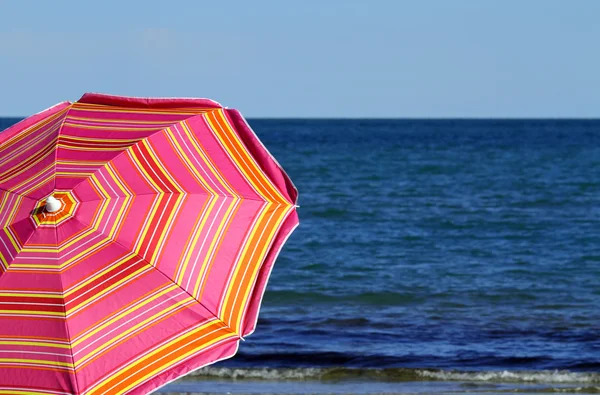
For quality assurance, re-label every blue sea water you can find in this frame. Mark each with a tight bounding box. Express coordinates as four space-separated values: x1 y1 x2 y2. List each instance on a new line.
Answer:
234 119 600 369
2 118 599 394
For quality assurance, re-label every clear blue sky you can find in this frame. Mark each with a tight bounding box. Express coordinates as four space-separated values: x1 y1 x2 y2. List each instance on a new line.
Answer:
0 0 599 118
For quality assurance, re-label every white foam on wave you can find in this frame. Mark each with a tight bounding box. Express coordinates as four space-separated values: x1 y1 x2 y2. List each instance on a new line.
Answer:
188 367 323 380
186 366 600 384
417 369 600 383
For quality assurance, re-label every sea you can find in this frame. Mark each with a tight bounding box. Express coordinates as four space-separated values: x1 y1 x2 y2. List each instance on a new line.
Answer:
1 118 599 394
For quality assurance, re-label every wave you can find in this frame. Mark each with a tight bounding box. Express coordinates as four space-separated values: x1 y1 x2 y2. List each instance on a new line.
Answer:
185 366 600 384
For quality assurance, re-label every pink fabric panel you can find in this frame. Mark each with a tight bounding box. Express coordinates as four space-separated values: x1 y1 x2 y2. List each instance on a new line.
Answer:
21 225 56 247
68 178 103 202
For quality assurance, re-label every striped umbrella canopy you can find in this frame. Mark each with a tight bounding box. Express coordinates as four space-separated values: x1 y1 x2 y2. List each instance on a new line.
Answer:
0 93 299 395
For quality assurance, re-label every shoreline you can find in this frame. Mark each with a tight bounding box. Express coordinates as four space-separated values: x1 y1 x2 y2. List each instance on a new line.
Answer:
155 367 600 395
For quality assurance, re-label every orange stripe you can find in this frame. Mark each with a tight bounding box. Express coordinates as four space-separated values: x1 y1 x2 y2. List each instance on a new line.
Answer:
88 321 233 394
217 109 288 204
205 110 282 204
0 364 72 373
223 206 288 330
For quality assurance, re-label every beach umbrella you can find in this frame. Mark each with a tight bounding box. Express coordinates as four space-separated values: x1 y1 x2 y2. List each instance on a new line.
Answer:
0 93 298 395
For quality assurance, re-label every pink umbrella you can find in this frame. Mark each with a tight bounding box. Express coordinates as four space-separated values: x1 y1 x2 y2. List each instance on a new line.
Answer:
0 93 298 394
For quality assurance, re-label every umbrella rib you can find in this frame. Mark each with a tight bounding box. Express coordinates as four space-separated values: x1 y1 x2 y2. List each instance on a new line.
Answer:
144 256 241 336
0 216 48 273
0 186 36 201
117 238 240 337
52 104 74 193
76 192 269 206
72 224 241 338
54 223 81 395
0 191 38 229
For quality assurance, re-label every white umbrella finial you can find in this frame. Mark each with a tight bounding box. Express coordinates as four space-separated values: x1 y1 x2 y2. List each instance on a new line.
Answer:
46 195 61 213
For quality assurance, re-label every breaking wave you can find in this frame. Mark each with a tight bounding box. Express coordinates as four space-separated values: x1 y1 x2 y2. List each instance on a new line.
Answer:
186 366 600 384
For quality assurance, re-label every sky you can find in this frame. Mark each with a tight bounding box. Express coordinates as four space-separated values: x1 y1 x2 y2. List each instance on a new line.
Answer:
0 0 599 118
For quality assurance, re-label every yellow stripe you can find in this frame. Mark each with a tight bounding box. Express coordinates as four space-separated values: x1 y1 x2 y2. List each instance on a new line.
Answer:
57 160 105 165
0 358 72 368
0 340 70 349
128 148 162 193
0 293 62 299
0 253 8 270
59 133 143 142
217 109 287 203
0 310 64 317
5 227 23 254
57 145 129 152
